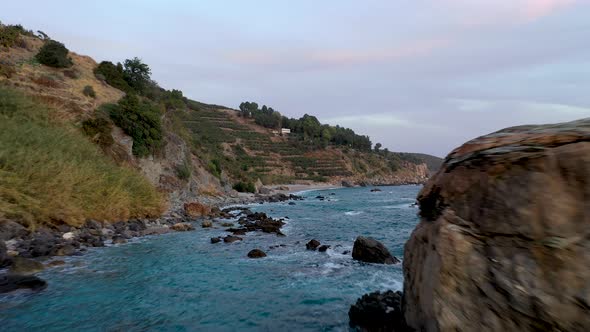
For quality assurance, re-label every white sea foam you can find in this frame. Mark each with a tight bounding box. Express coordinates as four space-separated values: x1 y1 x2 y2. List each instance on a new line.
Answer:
345 211 363 216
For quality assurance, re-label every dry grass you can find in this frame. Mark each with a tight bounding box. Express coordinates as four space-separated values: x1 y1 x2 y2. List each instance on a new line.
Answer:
0 87 165 228
0 35 124 121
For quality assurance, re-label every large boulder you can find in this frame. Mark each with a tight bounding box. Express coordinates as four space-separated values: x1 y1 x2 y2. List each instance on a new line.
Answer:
403 118 590 331
184 202 211 217
352 236 399 264
247 249 267 258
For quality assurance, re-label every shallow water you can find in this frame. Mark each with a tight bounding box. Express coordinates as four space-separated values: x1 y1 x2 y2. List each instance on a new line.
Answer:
0 185 421 331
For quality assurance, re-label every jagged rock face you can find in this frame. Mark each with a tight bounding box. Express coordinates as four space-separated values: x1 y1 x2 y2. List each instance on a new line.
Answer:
403 118 590 331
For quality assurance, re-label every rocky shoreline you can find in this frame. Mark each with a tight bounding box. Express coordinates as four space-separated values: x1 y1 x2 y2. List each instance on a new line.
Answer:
0 192 303 293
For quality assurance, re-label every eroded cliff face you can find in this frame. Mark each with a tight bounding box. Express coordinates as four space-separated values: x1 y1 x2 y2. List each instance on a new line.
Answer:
403 118 590 331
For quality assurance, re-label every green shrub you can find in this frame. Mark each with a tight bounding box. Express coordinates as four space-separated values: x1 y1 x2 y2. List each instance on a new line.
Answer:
94 61 131 92
81 117 113 148
233 181 256 193
107 94 163 157
83 85 96 98
0 25 21 48
36 40 73 68
175 159 192 180
208 159 222 178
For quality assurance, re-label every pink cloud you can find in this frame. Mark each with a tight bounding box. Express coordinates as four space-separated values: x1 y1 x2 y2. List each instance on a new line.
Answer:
227 39 450 69
522 0 576 21
445 0 581 25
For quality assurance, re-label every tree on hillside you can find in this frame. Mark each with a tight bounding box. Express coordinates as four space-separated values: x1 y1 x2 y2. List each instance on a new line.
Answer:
374 143 382 152
239 101 258 118
123 57 151 94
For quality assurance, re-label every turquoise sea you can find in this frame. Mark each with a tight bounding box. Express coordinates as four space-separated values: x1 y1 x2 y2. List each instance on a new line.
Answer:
0 185 421 331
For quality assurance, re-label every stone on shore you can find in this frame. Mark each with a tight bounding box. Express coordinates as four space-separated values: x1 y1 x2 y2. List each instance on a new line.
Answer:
352 236 399 264
171 223 195 231
184 202 211 217
247 249 267 258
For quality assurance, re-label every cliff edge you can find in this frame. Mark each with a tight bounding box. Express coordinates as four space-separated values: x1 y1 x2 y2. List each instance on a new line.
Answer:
404 118 590 331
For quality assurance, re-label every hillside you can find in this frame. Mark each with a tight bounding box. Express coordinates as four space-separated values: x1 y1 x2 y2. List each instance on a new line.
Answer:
0 23 441 226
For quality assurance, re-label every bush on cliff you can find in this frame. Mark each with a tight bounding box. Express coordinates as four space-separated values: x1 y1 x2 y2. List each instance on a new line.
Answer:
0 87 164 228
233 181 256 193
94 61 132 93
36 40 73 68
106 94 164 157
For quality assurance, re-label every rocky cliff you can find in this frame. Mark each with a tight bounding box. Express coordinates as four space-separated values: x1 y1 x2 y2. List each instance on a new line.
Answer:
404 118 590 331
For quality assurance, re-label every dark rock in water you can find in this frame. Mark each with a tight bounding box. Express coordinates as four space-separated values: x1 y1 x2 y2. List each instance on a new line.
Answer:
318 245 330 252
370 188 382 192
330 193 336 196
306 239 321 251
9 257 45 275
352 236 399 264
0 241 11 268
288 202 296 205
210 237 221 244
0 274 47 293
112 236 127 244
223 235 243 243
227 228 248 236
247 249 267 258
315 195 325 200
349 290 408 332
342 250 350 255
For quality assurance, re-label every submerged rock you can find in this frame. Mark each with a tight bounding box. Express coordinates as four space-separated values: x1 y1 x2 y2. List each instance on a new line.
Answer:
0 274 47 293
9 257 45 275
370 188 382 192
247 249 267 258
404 118 590 331
318 245 330 252
306 239 321 251
223 235 243 243
210 237 221 244
349 290 407 332
352 236 399 264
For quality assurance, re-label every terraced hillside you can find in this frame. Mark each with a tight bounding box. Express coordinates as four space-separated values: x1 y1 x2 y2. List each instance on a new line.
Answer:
172 103 436 186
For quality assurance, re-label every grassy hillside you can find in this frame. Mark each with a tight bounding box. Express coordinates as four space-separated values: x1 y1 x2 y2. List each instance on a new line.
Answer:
0 87 164 228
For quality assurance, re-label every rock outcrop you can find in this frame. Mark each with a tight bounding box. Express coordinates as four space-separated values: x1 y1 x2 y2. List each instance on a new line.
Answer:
349 290 407 332
403 118 590 331
352 236 399 264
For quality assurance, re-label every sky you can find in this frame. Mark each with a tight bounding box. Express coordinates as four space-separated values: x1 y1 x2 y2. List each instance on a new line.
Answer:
3 0 590 157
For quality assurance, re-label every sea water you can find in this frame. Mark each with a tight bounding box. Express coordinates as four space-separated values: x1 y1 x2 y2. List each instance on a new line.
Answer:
0 185 421 331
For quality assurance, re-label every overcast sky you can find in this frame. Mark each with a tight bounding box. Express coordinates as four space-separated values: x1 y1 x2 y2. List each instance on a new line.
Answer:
4 0 590 156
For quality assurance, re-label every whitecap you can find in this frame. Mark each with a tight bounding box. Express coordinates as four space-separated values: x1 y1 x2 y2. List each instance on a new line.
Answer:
345 211 363 216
